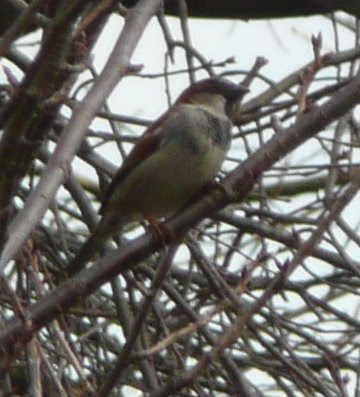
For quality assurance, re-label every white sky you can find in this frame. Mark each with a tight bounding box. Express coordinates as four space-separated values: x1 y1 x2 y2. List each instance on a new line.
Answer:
92 13 355 115
88 14 358 396
1 13 358 396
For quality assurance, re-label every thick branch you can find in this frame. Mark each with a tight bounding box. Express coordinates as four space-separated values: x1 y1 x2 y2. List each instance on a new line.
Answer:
0 0 163 271
124 0 360 19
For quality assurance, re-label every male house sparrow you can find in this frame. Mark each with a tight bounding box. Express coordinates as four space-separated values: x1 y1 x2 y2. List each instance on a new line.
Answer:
68 78 247 274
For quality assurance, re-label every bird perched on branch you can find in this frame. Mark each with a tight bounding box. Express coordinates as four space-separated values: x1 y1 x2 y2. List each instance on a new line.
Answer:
68 77 247 275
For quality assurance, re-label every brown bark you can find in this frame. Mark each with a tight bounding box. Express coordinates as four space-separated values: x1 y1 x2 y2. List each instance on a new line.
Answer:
124 0 360 19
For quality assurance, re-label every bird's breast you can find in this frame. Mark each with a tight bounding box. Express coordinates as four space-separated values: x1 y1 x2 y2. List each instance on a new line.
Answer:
104 103 232 222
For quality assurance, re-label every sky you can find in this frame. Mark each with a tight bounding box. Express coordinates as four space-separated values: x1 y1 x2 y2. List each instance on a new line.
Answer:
92 13 355 115
1 12 358 396
88 13 358 396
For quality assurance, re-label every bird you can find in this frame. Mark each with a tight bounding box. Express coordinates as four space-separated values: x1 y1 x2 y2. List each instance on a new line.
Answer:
67 77 248 275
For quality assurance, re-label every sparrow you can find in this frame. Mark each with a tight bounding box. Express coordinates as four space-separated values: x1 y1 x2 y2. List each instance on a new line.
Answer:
67 77 247 275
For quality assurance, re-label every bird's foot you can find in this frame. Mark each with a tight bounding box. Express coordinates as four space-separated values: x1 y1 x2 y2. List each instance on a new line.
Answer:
145 217 175 247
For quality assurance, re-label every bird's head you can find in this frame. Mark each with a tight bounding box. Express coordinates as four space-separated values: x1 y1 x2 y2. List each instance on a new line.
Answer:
176 77 248 119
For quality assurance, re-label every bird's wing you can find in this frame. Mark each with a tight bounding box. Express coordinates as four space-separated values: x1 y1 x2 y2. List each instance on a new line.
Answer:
99 110 171 214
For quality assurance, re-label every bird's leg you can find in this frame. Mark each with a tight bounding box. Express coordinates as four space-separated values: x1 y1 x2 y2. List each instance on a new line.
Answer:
202 178 224 193
142 216 174 246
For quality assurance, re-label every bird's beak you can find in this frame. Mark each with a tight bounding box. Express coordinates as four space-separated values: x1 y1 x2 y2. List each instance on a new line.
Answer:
225 84 248 121
227 84 249 102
